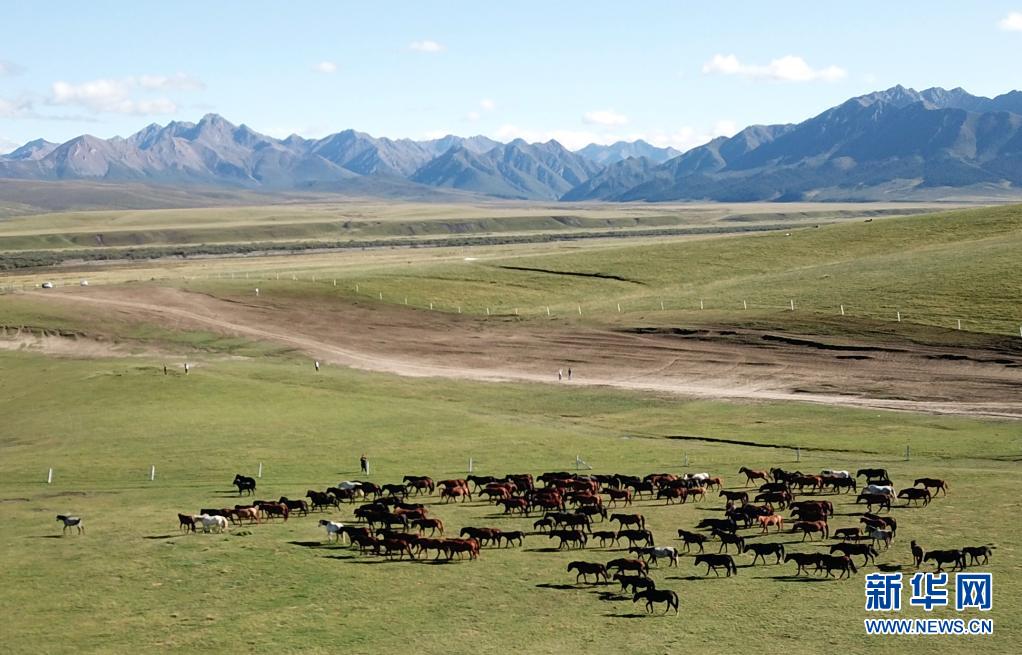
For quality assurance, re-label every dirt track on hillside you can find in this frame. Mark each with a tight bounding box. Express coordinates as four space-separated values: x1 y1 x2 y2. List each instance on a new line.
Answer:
24 287 1022 419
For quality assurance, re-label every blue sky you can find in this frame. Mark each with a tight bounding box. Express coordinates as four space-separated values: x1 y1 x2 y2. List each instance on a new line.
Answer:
2 2 1021 153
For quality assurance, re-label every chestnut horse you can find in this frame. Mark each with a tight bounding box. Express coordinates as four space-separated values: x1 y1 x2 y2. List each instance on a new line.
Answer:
739 467 770 487
758 514 784 533
791 520 828 541
568 561 608 584
914 477 948 496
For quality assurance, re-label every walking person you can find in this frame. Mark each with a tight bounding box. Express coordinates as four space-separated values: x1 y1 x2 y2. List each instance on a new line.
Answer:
558 369 563 381
360 453 368 475
315 360 320 372
567 367 572 380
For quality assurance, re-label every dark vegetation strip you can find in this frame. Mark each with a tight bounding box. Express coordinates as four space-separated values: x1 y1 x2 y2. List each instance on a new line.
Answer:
0 222 805 271
494 265 645 284
660 433 882 454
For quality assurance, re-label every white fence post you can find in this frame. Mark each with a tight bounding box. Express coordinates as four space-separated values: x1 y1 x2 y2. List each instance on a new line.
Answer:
700 299 704 310
840 304 845 316
795 447 801 462
47 468 53 484
468 458 474 474
790 299 795 311
258 462 263 478
743 300 747 310
150 465 156 481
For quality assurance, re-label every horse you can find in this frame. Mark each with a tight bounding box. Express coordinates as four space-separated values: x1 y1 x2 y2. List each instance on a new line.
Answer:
379 537 415 560
618 529 654 547
568 561 608 584
869 528 893 550
440 485 471 503
605 488 633 507
856 493 892 513
754 491 791 508
676 529 707 553
712 529 745 553
862 484 894 497
897 488 931 507
56 515 84 535
833 527 860 541
533 517 554 533
696 517 737 533
278 497 309 516
744 542 785 565
233 474 256 496
614 573 655 594
924 549 966 572
694 554 737 577
821 469 850 479
629 546 679 567
857 468 889 481
178 513 197 533
610 513 645 531
657 486 688 504
591 530 619 547
963 545 994 566
411 517 445 536
258 502 290 521
785 552 824 576
757 514 784 533
404 477 435 496
498 531 525 548
827 477 857 494
382 483 408 498
461 527 501 547
720 490 749 505
860 514 897 537
791 520 828 541
549 529 587 550
817 554 857 579
606 558 649 576
306 490 339 511
830 542 878 565
704 476 724 491
914 477 948 496
633 589 679 615
234 507 260 525
198 514 227 534
349 532 380 554
319 520 346 543
738 467 770 486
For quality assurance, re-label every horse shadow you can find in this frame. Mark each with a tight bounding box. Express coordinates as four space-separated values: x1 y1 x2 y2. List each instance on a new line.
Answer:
288 540 330 549
525 547 561 553
322 554 356 561
771 576 832 583
605 612 648 619
143 534 176 540
595 591 628 602
667 575 718 581
877 563 904 572
535 583 576 591
31 535 66 539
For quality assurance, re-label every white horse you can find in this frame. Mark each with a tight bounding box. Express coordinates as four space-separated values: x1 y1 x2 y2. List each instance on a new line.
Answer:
649 546 680 567
56 515 84 535
863 484 894 497
685 473 710 481
821 469 851 479
319 520 346 544
335 481 362 491
199 514 228 534
870 528 893 550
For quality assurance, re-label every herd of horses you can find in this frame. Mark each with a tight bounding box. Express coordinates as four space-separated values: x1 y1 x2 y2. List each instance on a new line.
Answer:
163 465 989 616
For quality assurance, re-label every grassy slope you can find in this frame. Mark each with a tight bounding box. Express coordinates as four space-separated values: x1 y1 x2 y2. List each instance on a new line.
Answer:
0 351 1019 654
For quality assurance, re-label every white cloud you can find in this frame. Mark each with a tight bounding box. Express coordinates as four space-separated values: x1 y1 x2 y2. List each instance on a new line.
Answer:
0 136 18 154
0 60 24 76
0 95 36 119
583 109 629 126
999 12 1022 31
702 54 846 82
314 61 338 74
479 98 496 111
466 111 481 122
49 74 202 115
409 40 445 53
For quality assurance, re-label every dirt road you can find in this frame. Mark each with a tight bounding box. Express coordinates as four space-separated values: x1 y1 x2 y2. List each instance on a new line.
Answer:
24 287 1022 419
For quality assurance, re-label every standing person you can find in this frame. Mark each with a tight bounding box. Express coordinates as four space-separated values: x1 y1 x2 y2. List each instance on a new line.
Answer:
184 362 190 375
567 367 572 380
360 453 368 475
558 369 563 381
315 360 320 372
163 364 168 376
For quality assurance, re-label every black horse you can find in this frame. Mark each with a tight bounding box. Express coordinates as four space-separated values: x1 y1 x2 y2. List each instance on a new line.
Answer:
633 588 679 615
233 474 256 496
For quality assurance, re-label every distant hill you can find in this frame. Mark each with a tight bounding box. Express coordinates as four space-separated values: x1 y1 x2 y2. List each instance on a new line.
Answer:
3 86 1022 202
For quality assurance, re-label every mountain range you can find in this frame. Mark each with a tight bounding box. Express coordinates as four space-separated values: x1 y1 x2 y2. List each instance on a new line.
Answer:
3 85 1021 202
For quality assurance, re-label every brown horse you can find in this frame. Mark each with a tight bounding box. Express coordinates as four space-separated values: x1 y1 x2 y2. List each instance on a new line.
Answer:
633 588 680 615
785 552 824 576
833 527 860 541
444 538 480 560
411 517 445 536
898 487 931 506
605 488 633 507
914 478 949 496
549 529 587 549
792 520 828 541
610 513 645 531
235 507 260 525
704 476 724 491
178 513 197 532
606 558 649 576
440 485 471 503
676 529 707 553
758 514 784 533
720 490 749 505
739 467 770 487
694 554 737 577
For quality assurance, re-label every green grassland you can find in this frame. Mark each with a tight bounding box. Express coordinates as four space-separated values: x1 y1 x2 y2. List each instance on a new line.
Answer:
0 350 1019 654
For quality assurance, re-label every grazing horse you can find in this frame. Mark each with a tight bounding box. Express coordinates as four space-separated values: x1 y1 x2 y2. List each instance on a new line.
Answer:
549 530 587 550
591 530 619 547
830 542 878 565
792 520 828 541
614 573 655 594
633 588 679 615
676 529 707 553
911 540 924 567
963 545 994 566
56 515 84 535
178 513 197 533
606 558 649 576
785 552 825 576
533 517 554 533
610 513 645 531
694 554 737 577
818 554 858 579
720 490 749 505
233 474 256 496
924 549 966 572
319 520 346 543
758 514 784 533
198 514 228 533
738 467 770 487
744 542 785 565
914 478 948 496
568 561 608 584
897 487 931 507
